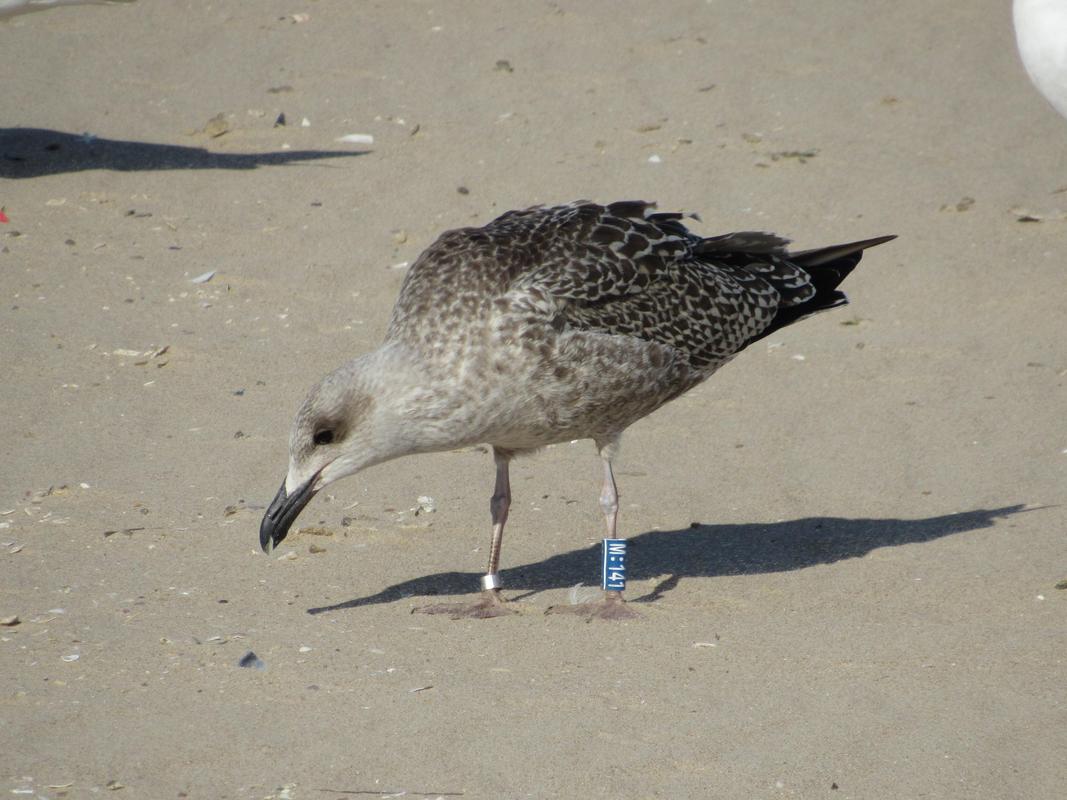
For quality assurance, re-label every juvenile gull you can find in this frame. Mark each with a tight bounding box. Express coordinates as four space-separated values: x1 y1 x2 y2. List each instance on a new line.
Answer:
260 201 893 620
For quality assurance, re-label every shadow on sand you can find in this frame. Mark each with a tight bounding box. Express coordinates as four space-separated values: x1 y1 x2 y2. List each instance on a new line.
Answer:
0 127 366 179
308 504 1028 615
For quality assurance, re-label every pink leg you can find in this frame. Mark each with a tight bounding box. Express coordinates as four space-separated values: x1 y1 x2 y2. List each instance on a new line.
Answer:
485 452 511 578
414 450 517 619
599 456 619 538
547 452 639 620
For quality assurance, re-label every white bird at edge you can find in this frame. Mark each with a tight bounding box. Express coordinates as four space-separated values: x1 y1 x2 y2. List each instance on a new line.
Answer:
259 201 894 620
1014 0 1067 119
0 0 134 20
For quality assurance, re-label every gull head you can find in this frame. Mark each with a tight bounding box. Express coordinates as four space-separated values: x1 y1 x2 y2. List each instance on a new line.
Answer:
259 350 407 554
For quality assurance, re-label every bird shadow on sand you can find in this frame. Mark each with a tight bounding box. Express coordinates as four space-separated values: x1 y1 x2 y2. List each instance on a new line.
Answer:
308 504 1029 615
0 127 367 179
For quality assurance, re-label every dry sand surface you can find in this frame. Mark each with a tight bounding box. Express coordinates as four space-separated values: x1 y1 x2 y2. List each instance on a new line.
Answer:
2 1 1065 798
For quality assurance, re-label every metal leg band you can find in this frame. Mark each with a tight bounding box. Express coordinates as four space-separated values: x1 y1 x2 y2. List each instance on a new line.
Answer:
481 573 501 591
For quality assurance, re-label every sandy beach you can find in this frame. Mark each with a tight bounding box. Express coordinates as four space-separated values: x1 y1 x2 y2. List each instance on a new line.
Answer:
2 1 1065 797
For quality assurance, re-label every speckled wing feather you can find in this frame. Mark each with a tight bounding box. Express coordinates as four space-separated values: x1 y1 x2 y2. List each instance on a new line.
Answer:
388 201 889 371
530 203 816 368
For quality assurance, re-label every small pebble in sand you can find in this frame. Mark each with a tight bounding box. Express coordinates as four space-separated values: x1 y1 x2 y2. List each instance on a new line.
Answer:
238 651 265 669
336 133 374 145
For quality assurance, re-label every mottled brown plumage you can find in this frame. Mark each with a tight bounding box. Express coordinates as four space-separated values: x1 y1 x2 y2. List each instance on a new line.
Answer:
260 200 894 619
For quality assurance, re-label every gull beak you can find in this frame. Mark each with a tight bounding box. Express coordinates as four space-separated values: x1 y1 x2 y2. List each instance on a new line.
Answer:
259 477 317 554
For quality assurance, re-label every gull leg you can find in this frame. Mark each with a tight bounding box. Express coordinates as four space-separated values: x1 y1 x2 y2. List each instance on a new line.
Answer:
414 449 517 619
599 454 619 538
484 450 511 585
548 450 640 620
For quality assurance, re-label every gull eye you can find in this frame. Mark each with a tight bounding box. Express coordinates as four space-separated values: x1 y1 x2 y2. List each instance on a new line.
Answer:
312 429 335 446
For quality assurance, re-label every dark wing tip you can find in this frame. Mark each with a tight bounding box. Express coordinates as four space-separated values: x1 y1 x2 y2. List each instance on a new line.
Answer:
789 234 897 267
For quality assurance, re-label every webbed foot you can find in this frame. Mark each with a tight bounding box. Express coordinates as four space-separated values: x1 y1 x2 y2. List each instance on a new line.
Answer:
413 589 518 619
546 590 640 621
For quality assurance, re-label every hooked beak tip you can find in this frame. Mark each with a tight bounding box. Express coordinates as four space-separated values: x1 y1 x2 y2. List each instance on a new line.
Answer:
259 477 317 554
